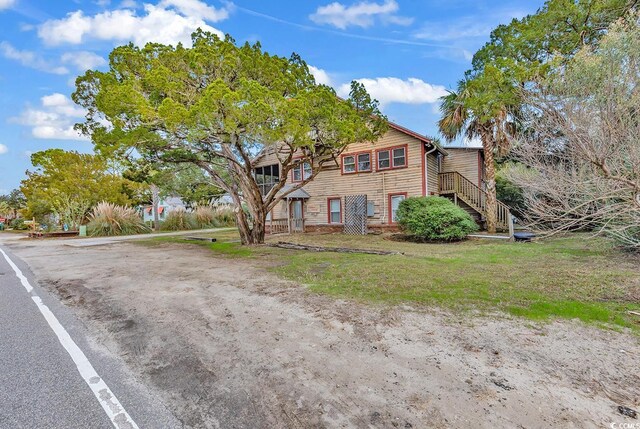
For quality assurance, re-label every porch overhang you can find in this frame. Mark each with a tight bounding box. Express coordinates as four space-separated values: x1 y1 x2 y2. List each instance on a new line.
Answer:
280 185 310 199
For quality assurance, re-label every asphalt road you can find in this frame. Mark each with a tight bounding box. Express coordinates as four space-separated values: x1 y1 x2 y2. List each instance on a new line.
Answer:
0 244 183 429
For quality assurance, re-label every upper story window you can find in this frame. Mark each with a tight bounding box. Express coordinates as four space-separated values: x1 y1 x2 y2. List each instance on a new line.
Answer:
341 152 371 174
292 160 312 182
376 145 407 171
255 164 280 196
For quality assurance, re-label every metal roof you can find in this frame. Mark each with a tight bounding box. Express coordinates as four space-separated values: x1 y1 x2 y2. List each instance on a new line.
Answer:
279 184 310 199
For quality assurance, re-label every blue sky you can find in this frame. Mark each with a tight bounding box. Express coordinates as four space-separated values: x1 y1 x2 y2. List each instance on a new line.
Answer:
0 0 541 193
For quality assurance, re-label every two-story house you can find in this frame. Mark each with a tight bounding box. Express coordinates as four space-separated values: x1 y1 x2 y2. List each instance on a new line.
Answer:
255 121 510 234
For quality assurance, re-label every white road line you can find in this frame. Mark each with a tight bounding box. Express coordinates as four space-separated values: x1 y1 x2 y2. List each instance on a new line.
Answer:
0 247 140 429
0 248 33 293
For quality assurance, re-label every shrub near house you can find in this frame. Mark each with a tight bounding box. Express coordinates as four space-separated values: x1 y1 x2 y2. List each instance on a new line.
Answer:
396 196 478 241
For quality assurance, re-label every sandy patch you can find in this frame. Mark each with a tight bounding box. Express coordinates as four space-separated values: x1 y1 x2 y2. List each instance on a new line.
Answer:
6 239 640 428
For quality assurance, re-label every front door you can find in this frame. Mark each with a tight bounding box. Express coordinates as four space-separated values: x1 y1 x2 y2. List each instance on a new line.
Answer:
289 199 304 232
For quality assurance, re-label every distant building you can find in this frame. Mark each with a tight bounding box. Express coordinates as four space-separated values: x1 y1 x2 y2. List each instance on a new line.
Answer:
141 196 187 223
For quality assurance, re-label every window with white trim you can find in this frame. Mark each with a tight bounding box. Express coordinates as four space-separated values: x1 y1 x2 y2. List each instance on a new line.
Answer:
342 155 356 173
377 146 407 170
392 147 406 167
328 198 341 224
377 150 390 170
357 153 371 172
292 161 312 182
390 194 406 223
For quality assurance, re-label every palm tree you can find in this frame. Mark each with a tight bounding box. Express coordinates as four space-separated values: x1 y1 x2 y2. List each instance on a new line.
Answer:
438 78 513 233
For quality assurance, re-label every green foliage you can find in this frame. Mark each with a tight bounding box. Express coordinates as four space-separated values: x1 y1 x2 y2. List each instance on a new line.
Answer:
20 149 141 223
163 167 224 206
52 196 92 230
160 209 198 231
396 197 478 241
87 202 149 236
472 0 636 75
72 31 386 244
0 189 26 219
496 167 526 217
10 218 27 230
0 201 10 217
467 0 637 112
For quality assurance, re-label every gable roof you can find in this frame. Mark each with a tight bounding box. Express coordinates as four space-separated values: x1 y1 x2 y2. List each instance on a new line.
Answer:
252 120 448 163
387 121 448 155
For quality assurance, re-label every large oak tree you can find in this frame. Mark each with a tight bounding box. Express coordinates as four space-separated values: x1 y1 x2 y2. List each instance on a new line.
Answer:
73 31 386 245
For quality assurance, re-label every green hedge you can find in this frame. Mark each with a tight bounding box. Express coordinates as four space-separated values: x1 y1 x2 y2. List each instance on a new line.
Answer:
396 196 478 241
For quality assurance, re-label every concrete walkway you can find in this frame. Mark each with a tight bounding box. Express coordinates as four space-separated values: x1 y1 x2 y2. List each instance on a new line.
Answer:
0 228 235 248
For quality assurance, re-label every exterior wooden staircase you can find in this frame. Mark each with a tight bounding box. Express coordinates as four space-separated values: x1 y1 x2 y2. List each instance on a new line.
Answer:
438 171 512 232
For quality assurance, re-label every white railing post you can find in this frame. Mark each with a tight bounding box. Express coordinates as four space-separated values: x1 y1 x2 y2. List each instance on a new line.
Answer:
508 212 514 240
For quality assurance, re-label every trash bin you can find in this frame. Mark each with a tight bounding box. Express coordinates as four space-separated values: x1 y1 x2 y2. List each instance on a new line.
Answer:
79 225 87 237
0 222 4 231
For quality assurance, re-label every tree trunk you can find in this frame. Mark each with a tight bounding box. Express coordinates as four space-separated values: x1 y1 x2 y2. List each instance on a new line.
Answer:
234 207 266 245
151 184 160 232
481 130 498 234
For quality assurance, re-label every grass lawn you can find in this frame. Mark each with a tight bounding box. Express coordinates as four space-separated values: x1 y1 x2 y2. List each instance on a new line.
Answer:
144 231 640 331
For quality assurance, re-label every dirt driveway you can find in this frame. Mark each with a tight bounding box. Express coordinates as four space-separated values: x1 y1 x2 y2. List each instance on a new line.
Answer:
4 236 639 428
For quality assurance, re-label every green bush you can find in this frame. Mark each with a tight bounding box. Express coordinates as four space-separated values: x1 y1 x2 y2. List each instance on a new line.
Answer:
10 218 27 230
160 209 198 231
396 196 478 241
87 202 149 236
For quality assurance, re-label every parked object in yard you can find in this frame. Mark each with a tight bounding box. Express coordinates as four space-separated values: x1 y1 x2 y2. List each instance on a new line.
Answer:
184 237 217 242
618 405 637 419
513 232 536 242
269 241 403 255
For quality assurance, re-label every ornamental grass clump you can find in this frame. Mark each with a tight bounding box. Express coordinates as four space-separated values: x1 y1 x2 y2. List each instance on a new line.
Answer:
191 205 236 228
396 196 478 241
193 205 215 227
160 208 198 231
87 202 149 236
210 205 236 227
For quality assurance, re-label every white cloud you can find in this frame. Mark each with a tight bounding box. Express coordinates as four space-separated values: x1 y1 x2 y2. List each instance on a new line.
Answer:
0 144 8 155
338 77 447 106
414 10 529 43
308 65 332 86
61 51 107 71
120 0 138 8
310 0 412 30
415 20 493 42
158 0 230 21
0 42 69 75
11 93 89 141
0 0 15 10
38 1 229 47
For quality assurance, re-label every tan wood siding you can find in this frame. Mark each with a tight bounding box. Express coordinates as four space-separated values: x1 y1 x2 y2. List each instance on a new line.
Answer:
258 129 436 226
426 153 438 195
441 149 482 187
